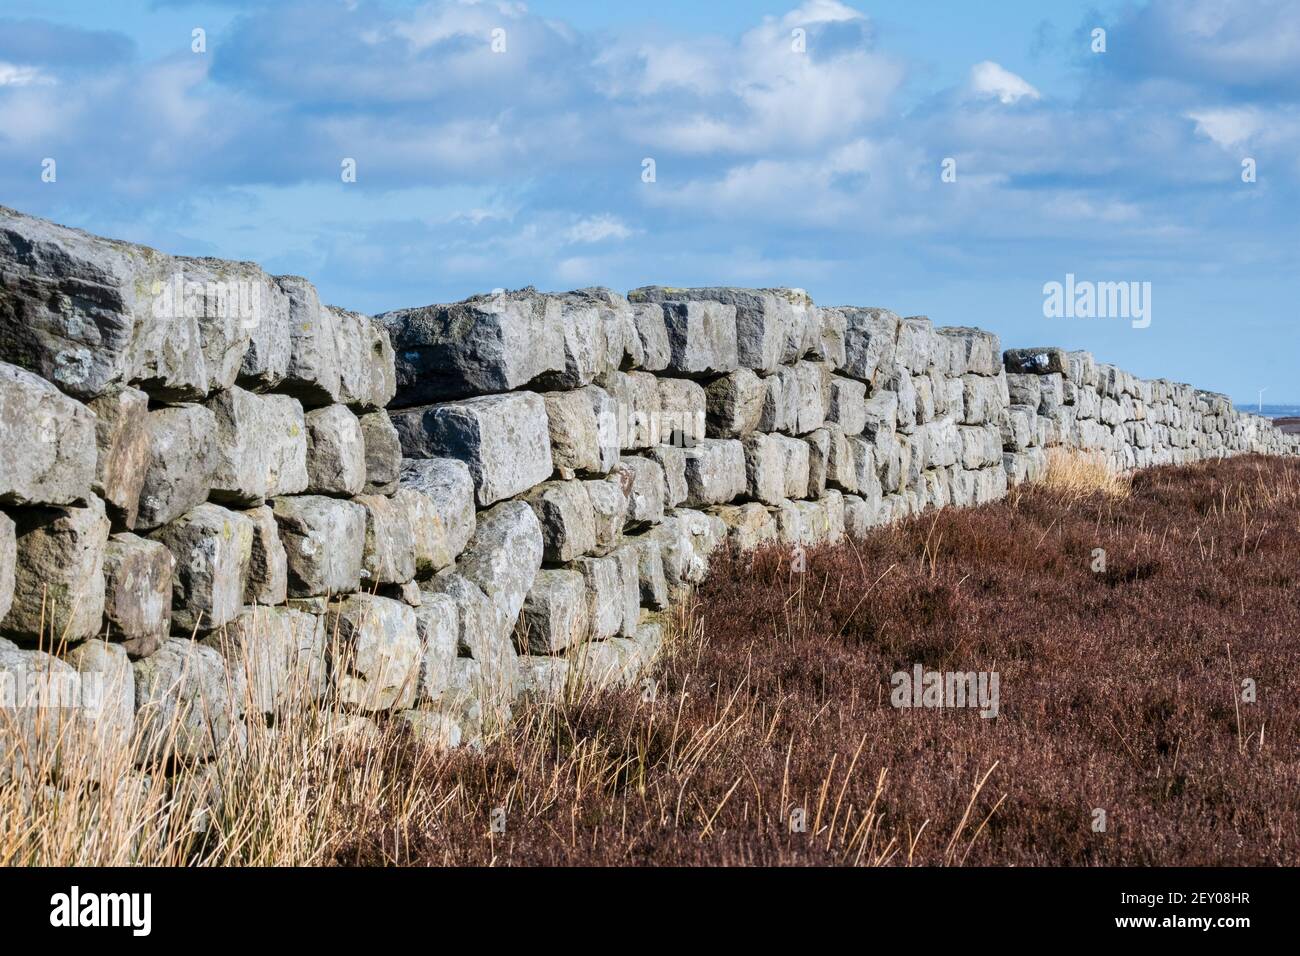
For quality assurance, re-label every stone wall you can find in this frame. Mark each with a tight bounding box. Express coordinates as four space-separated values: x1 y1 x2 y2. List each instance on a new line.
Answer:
1 205 1296 769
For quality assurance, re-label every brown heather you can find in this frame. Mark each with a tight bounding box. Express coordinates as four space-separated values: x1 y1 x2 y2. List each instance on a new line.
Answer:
5 455 1298 865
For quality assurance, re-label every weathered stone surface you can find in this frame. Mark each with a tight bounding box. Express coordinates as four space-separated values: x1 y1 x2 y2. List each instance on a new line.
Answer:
584 478 628 554
356 493 417 586
773 432 812 499
395 708 462 750
533 294 608 389
566 639 633 692
136 403 216 531
758 365 799 434
304 404 366 496
792 360 829 434
237 274 293 393
165 256 276 394
275 275 341 407
0 206 170 400
85 386 149 525
645 445 689 509
543 386 616 477
743 431 786 506
656 301 739 377
683 438 746 507
608 542 643 637
333 307 394 410
524 481 595 563
424 573 519 721
705 368 766 438
803 428 831 498
895 316 937 373
455 500 544 628
518 656 570 703
203 605 326 714
604 370 661 450
272 495 367 597
65 639 135 766
378 289 564 405
1 646 82 782
391 391 553 506
826 376 867 435
358 410 401 495
397 458 476 576
134 637 242 764
0 512 13 625
0 362 98 507
243 505 288 606
840 307 900 385
413 590 457 703
5 497 109 643
209 386 307 505
1004 347 1069 376
517 569 589 653
630 302 671 371
101 532 173 656
573 555 623 641
613 455 665 527
327 593 421 712
658 376 707 447
939 327 1001 377
712 501 779 551
627 533 669 609
149 503 254 634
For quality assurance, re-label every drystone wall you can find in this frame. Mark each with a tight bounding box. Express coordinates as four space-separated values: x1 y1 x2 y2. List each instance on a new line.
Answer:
1 205 1296 776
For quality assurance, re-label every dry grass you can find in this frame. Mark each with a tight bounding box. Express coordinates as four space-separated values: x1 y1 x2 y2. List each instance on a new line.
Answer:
1041 448 1131 501
3 454 1298 866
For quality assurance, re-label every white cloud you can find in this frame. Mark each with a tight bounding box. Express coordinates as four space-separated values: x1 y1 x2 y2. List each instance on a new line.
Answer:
968 61 1040 104
1187 108 1263 147
0 62 55 87
564 215 633 244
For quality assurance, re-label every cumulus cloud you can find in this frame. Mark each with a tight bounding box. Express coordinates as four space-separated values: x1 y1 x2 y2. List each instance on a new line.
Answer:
967 61 1041 104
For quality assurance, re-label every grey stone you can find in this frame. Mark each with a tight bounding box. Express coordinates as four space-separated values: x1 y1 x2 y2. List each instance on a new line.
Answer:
712 501 779 551
0 206 169 400
608 542 643 637
895 316 937 373
604 370 661 450
517 569 589 653
803 428 830 498
166 256 276 393
543 386 615 477
149 503 254 634
743 431 787 506
243 505 288 606
0 361 98 507
758 365 800 433
566 639 632 692
378 288 564 405
659 301 739 377
792 360 830 434
333 307 393 410
357 493 417 586
275 275 341 407
455 500 544 629
397 458 476 576
0 512 13 625
0 646 80 783
584 478 628 555
133 637 242 764
272 495 367 597
627 533 669 609
1004 347 1069 375
390 391 553 506
304 404 366 496
424 573 519 722
414 590 457 703
658 377 707 447
630 302 671 371
136 403 216 531
65 639 135 767
939 327 1001 377
358 411 401 495
101 532 173 657
209 386 307 505
534 294 607 389
5 497 109 643
826 376 867 435
237 273 293 392
85 386 150 526
705 368 766 438
327 593 421 712
203 605 326 714
628 287 808 373
840 307 900 385
524 480 597 563
573 555 623 641
518 656 570 703
683 438 746 507
645 445 689 509
613 455 666 527
394 708 462 750
772 433 811 499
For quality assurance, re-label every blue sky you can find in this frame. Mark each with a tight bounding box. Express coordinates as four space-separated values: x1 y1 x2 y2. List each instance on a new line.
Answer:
1 0 1297 402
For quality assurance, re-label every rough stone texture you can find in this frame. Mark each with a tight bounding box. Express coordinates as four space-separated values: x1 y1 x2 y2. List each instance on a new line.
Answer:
705 368 766 439
5 497 109 644
713 501 779 551
614 455 666 528
334 307 396 410
628 533 669 610
827 376 867 435
358 410 402 495
454 500 544 629
378 289 564 405
208 386 307 505
840 307 900 385
136 403 217 531
327 593 421 712
0 206 172 400
525 480 596 563
101 532 173 657
1 646 82 782
203 605 326 714
413 590 457 704
65 639 135 766
517 569 588 653
604 370 661 450
573 555 623 641
275 275 341 407
543 387 615 477
683 438 746 507
0 512 13 625
391 391 553 506
397 458 476 576
584 478 628 555
272 495 367 597
0 362 98 508
1004 347 1069 376
304 403 366 496
85 386 150 526
518 655 570 703
133 638 242 764
356 493 417 586
149 503 255 634
645 445 689 509
243 505 288 606
657 377 707 447
743 431 787 506
657 301 739 377
631 302 671 371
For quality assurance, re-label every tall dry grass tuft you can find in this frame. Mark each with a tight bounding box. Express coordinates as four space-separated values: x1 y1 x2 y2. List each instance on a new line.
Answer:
1039 448 1131 501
